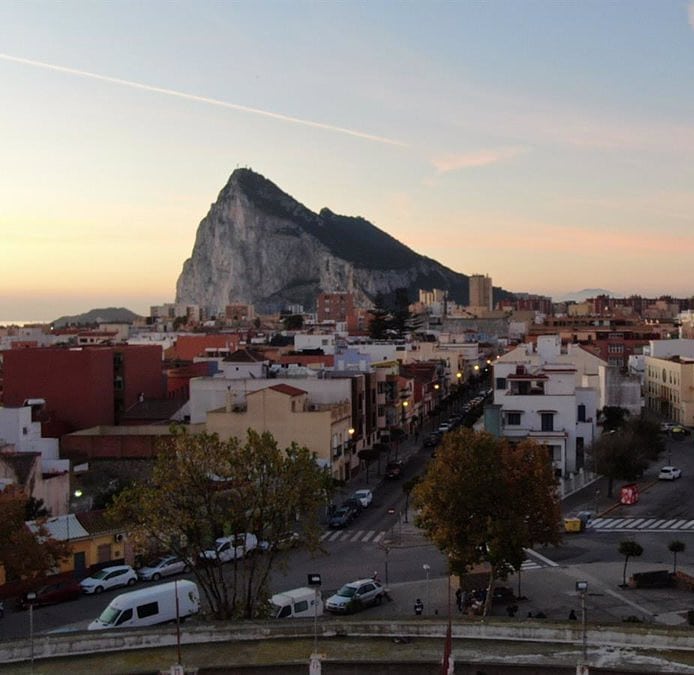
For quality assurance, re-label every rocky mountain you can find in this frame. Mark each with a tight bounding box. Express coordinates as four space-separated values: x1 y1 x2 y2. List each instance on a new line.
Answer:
52 307 141 328
176 169 510 313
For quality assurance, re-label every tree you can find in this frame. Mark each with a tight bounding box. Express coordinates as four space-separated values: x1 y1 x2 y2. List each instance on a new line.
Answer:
0 488 68 585
24 496 50 521
618 540 643 587
367 294 391 340
591 417 664 497
598 406 630 433
109 427 331 620
282 314 303 331
402 476 421 524
413 429 561 616
669 540 685 574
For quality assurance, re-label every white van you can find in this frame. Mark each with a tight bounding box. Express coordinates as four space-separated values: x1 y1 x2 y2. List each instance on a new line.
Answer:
200 532 258 564
270 587 323 619
88 580 199 630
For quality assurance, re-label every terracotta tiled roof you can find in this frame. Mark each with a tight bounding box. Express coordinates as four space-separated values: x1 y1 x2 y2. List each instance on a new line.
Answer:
266 384 307 397
76 509 118 534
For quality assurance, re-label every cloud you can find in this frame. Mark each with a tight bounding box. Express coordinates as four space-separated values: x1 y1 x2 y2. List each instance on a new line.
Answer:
431 146 526 173
689 1 694 31
0 52 407 148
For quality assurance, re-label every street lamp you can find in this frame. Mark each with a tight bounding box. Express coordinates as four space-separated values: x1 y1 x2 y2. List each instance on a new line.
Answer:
27 590 36 673
576 580 588 666
423 564 431 615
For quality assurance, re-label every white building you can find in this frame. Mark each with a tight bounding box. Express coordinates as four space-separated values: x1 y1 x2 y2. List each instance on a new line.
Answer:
485 336 600 477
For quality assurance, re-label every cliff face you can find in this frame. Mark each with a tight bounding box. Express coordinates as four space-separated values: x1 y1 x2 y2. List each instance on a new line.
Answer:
175 169 475 313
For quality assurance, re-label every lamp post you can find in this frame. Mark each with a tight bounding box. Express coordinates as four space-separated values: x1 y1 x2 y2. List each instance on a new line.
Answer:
27 590 36 674
576 580 588 667
423 564 431 615
308 573 322 674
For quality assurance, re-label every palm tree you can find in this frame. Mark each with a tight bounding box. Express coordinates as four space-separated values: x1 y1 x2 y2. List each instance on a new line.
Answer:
669 540 685 574
618 540 644 587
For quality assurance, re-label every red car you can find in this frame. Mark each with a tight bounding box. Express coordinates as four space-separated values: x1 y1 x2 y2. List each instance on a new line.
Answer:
17 579 82 609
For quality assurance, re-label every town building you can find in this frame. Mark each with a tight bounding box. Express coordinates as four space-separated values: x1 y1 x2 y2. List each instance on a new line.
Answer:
644 339 694 425
485 336 600 477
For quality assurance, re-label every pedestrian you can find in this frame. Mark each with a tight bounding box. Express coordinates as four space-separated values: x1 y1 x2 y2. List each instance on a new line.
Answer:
414 598 424 616
568 609 577 621
455 587 463 611
372 570 381 583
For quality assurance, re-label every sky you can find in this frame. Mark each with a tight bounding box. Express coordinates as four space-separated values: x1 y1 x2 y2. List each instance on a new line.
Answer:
1 1 694 321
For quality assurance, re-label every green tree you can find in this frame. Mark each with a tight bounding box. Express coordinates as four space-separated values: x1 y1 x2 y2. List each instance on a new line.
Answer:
618 540 643 587
0 488 68 585
413 429 561 616
24 496 50 521
591 417 664 497
282 314 304 331
109 427 331 619
367 294 391 340
598 406 630 433
402 476 421 524
669 540 685 574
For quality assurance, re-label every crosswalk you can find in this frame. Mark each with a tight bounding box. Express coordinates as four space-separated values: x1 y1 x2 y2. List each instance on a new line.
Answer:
320 529 388 544
589 517 694 533
319 529 551 571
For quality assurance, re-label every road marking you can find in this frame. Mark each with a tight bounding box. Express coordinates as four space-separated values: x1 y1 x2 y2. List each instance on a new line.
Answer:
521 560 541 571
362 530 376 542
373 531 385 543
320 531 331 541
672 520 689 529
662 519 678 529
350 530 365 542
601 518 625 529
327 530 343 541
524 548 558 568
638 519 657 529
628 519 645 528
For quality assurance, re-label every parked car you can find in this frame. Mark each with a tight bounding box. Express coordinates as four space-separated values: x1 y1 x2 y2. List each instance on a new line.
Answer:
329 506 354 529
259 530 302 552
658 466 682 480
341 497 363 517
671 426 691 437
385 461 403 479
424 432 441 447
199 533 258 564
325 578 385 613
352 489 373 508
137 555 189 582
80 565 138 595
17 579 82 609
437 422 452 433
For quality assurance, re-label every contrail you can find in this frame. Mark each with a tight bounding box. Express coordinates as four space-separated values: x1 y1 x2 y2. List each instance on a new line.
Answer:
0 52 408 148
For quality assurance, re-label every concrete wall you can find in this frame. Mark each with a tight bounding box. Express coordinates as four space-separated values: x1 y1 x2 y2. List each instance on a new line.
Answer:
4 619 694 666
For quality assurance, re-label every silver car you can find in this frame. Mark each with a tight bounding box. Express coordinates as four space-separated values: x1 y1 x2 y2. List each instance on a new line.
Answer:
325 578 385 613
137 555 189 581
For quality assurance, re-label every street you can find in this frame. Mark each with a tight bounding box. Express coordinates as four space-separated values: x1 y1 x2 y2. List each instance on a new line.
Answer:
3 418 693 641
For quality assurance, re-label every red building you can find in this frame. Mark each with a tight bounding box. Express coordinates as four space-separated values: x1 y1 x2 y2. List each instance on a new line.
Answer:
3 345 164 434
317 292 354 323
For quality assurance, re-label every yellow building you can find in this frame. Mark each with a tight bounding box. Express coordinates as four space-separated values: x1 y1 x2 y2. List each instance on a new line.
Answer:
645 356 694 425
206 383 354 481
27 511 129 576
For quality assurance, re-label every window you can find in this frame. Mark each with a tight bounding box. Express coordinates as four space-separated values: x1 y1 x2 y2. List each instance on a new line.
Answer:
294 600 309 613
115 608 133 626
277 605 291 618
541 413 554 432
506 412 521 425
577 404 586 422
137 601 159 619
495 377 506 390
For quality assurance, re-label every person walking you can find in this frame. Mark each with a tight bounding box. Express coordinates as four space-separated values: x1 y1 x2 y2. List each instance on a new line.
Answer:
414 598 424 616
455 587 463 611
568 609 578 621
